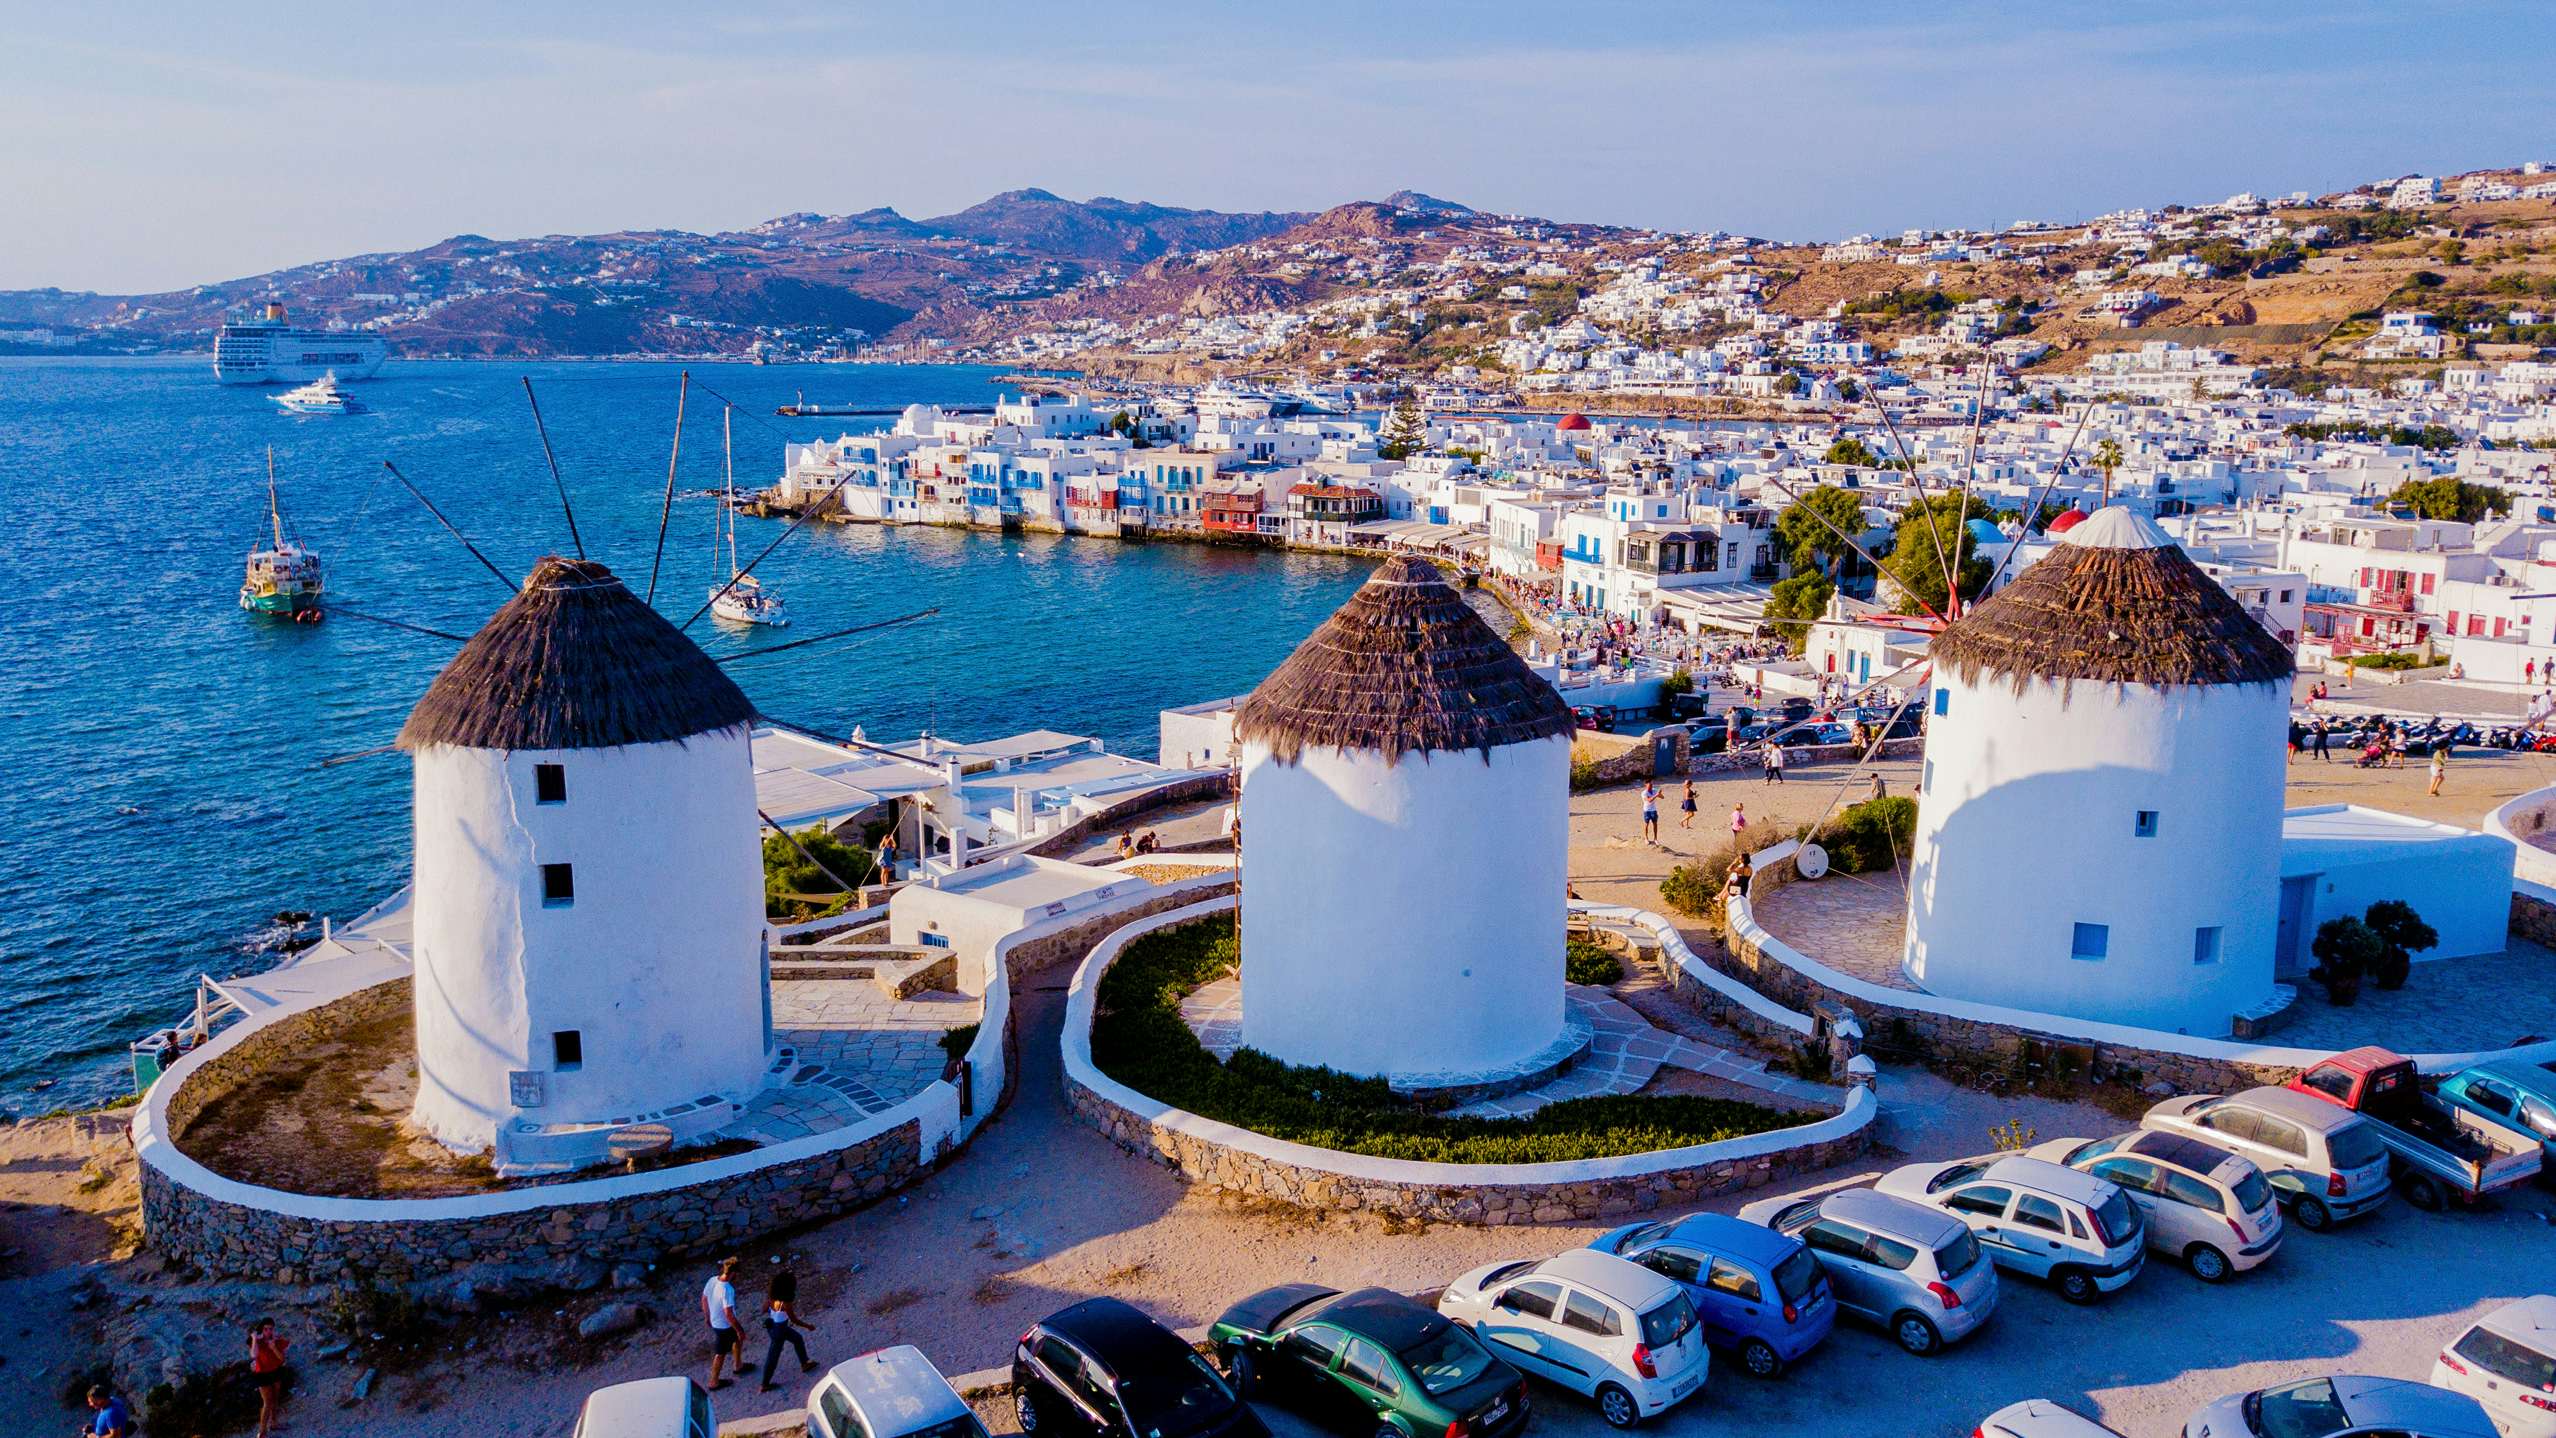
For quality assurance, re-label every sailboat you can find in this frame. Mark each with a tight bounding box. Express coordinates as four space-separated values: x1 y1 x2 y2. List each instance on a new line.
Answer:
708 405 788 627
240 449 326 622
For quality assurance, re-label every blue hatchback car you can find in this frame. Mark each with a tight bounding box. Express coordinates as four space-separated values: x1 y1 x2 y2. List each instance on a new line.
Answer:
1590 1214 1836 1378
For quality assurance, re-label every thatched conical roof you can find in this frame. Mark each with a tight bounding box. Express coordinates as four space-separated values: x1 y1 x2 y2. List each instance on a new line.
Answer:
1235 556 1575 763
1930 507 2293 692
399 556 758 752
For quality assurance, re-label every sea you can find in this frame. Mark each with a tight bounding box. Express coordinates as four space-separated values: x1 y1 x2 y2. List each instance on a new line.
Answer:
0 357 1374 1115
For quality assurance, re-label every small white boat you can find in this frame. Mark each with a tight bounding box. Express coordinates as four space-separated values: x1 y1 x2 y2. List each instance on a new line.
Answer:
708 405 788 626
273 371 363 414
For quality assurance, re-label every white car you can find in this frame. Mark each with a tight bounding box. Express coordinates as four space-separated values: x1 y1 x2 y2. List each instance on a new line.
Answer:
1877 1155 2145 1304
1439 1247 1708 1428
2030 1130 2285 1282
808 1346 990 1438
574 1376 714 1438
1978 1398 2128 1437
2432 1295 2556 1438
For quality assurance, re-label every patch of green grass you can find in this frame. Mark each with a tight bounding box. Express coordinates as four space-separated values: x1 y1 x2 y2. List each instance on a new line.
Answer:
1092 923 1810 1164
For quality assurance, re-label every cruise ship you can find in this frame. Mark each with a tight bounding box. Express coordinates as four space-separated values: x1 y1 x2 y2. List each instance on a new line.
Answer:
213 303 388 385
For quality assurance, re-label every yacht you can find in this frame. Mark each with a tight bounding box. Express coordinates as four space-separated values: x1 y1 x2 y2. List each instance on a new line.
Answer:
708 406 788 627
240 450 325 622
215 303 387 384
273 372 363 414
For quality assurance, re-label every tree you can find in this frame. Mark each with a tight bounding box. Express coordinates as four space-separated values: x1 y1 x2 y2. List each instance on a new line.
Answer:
1774 371 1803 397
1762 573 1835 653
2091 437 2125 506
2391 477 2510 524
1377 400 1426 460
1776 484 1873 580
1880 493 1994 618
2309 916 2385 1006
1835 376 1862 402
1822 436 1881 468
2361 900 2438 991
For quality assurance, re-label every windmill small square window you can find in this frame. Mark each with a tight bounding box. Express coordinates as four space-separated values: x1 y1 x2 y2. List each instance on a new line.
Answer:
541 863 575 906
2071 922 2109 961
552 1030 583 1071
534 764 567 804
2134 810 2159 838
1933 688 1951 716
2194 926 2222 965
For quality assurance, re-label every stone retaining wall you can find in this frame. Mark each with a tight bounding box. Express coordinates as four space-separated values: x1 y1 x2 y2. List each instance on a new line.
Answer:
1571 727 1688 787
1027 774 1230 860
1061 900 1877 1225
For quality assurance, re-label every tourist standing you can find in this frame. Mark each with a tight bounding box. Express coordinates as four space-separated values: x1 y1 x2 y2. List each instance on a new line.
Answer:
1678 779 1698 830
2312 718 2332 762
2429 744 2448 797
1640 782 1661 842
81 1385 134 1438
757 1268 818 1392
1729 802 1748 846
1868 770 1888 803
703 1256 744 1391
249 1318 291 1438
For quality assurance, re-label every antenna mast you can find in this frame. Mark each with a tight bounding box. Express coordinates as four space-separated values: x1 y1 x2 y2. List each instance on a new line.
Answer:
266 447 286 550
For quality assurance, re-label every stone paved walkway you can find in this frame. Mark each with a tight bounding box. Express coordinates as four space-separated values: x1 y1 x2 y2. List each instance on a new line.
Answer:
1178 978 1839 1118
719 980 978 1145
1750 870 1918 991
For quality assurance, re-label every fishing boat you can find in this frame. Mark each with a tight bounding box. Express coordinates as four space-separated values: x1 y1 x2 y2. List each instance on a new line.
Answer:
273 371 363 414
708 406 788 627
240 450 325 622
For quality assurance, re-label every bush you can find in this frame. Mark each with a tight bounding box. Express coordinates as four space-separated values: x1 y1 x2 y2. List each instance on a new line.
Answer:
1566 937 1624 986
144 1364 263 1438
2362 900 2438 992
1660 668 1695 698
2309 916 2385 1006
2343 650 2443 670
1090 922 1809 1163
938 1022 981 1063
763 826 875 921
1659 863 1722 918
1569 750 1605 791
1814 796 1917 874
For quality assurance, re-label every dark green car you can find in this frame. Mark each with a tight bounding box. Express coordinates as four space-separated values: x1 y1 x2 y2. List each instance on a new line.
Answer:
1208 1286 1530 1438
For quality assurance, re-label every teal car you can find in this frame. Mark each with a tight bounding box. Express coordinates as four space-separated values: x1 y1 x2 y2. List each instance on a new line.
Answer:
2432 1062 2556 1172
1209 1285 1530 1438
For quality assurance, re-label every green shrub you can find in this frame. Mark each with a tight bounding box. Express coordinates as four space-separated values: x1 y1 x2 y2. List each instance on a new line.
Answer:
2342 650 2443 670
1659 863 1721 918
1091 923 1809 1163
938 1022 981 1063
2310 916 2384 1006
1814 796 1918 874
2362 900 2437 991
1565 938 1624 986
144 1363 262 1438
1569 750 1606 791
763 826 875 921
1660 668 1695 698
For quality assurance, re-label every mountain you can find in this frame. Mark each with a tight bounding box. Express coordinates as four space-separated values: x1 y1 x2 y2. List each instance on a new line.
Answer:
0 191 1315 359
1381 190 1473 216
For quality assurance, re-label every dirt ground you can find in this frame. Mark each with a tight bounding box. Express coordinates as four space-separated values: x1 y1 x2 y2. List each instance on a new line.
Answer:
5 730 2548 1438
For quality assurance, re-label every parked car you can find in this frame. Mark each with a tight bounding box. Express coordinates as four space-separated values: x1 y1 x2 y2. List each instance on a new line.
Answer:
1735 1187 1998 1355
2029 1130 2284 1281
2432 1063 2556 1175
2289 1048 2546 1207
2183 1375 2498 1438
1876 1155 2145 1304
1208 1285 1528 1438
2143 1086 2394 1231
1014 1297 1266 1438
808 1346 988 1438
2431 1295 2556 1438
573 1376 713 1438
1589 1212 1834 1378
1977 1399 2129 1437
1438 1249 1707 1428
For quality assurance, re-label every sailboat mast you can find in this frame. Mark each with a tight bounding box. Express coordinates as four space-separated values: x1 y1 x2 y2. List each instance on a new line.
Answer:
265 447 286 551
723 405 739 579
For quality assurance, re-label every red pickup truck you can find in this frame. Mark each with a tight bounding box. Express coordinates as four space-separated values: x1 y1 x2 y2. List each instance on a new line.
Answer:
2287 1047 2542 1209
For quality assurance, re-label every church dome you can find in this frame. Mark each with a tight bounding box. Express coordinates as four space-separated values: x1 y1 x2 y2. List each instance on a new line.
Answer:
1234 556 1576 763
399 556 758 752
1928 507 2294 692
1556 413 1593 432
2047 508 2090 533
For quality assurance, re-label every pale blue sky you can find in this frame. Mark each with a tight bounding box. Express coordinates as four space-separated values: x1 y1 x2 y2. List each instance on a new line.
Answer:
4 2 2549 293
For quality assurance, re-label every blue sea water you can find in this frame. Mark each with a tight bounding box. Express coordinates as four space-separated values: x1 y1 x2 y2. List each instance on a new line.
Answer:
0 358 1371 1113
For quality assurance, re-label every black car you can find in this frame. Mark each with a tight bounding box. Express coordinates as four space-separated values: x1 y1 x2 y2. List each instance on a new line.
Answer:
1015 1298 1268 1438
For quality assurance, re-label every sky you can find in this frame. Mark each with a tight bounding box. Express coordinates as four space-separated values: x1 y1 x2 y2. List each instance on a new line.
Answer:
4 1 2552 293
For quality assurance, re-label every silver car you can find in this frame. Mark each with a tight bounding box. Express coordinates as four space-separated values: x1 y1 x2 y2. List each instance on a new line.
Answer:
2144 1087 2392 1232
808 1346 990 1438
2184 1375 2498 1438
2031 1130 2285 1282
1737 1187 1998 1356
1980 1399 2129 1437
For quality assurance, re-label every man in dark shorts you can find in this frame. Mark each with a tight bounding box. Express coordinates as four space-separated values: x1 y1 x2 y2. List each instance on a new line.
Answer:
250 1318 292 1437
703 1255 745 1390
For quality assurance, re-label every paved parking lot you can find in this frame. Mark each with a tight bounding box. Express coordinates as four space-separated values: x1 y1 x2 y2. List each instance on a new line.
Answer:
1229 1183 2556 1438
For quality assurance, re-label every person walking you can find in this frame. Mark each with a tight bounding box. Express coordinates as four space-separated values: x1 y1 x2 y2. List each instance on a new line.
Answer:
1677 779 1698 830
81 1385 134 1438
2312 717 2332 762
2429 744 2448 797
1867 770 1888 803
1729 802 1748 847
703 1256 745 1391
249 1318 291 1438
1640 782 1661 842
1763 739 1786 785
757 1268 818 1392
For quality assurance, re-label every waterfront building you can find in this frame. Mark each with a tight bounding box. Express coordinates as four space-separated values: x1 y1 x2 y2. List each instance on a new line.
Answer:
1232 556 1579 1085
400 557 772 1170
